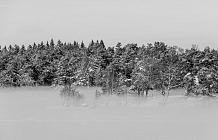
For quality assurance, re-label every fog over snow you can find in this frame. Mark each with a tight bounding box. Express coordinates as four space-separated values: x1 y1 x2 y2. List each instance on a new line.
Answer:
1 87 218 140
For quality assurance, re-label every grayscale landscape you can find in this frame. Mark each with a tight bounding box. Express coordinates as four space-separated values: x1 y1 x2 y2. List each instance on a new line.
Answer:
1 87 218 140
1 1 218 140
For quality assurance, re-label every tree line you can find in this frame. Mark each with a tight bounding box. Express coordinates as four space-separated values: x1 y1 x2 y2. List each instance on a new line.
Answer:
0 39 218 98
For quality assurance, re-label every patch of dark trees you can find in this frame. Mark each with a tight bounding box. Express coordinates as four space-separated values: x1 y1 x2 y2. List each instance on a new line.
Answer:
0 39 218 98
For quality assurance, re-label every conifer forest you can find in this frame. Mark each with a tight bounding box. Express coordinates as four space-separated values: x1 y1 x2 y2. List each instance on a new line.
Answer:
0 39 218 99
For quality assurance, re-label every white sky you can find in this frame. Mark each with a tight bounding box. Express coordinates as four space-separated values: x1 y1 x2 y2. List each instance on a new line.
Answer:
0 0 218 50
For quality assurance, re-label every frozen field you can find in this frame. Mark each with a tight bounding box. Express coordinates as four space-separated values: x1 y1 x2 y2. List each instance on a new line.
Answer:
1 87 218 140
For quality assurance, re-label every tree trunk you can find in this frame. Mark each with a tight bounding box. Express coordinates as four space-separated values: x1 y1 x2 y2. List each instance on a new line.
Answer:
165 87 170 102
111 69 114 95
124 85 128 102
141 88 145 98
162 87 166 96
106 69 109 95
88 75 90 88
145 89 149 98
137 89 141 97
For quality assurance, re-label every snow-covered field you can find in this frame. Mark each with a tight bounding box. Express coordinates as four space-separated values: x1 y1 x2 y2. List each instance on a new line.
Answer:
1 87 218 140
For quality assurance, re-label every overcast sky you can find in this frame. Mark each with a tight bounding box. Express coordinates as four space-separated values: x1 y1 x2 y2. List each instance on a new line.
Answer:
1 0 218 50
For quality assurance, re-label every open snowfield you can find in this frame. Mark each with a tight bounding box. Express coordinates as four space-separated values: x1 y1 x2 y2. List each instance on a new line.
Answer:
1 87 218 140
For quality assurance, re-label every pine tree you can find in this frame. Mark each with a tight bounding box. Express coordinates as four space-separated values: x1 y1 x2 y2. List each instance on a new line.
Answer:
80 41 85 49
50 38 55 47
100 40 105 49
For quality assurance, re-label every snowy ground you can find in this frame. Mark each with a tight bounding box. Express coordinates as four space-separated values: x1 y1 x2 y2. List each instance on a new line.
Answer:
1 87 218 140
